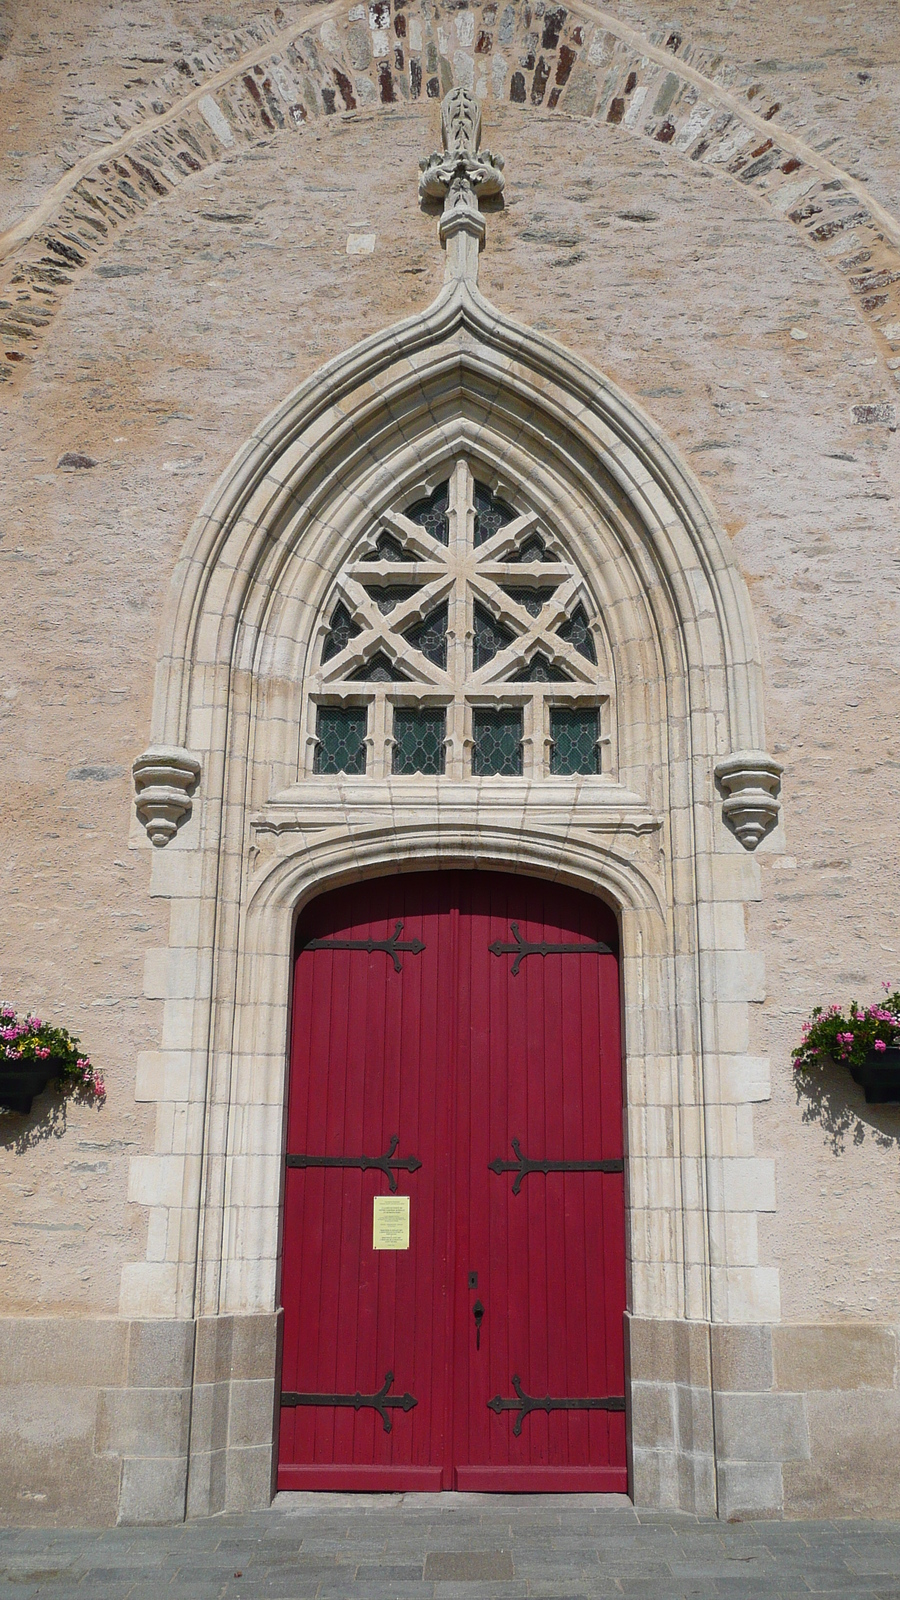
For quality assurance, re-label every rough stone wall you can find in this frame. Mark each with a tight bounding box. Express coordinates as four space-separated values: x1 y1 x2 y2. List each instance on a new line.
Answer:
1 0 900 1522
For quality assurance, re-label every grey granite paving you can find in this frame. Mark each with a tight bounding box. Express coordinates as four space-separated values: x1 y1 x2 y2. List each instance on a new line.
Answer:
2 1494 900 1598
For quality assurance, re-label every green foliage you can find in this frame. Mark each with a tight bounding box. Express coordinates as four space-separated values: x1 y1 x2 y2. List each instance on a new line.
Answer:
0 1005 105 1100
793 989 900 1076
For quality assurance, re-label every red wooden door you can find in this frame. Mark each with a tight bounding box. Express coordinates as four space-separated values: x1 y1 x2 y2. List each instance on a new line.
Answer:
278 871 626 1492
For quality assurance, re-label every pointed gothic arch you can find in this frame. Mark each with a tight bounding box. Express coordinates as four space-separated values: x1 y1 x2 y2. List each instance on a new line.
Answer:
127 201 782 1514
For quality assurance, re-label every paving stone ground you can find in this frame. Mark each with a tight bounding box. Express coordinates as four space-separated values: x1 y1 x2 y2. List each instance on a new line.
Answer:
3 1494 900 1600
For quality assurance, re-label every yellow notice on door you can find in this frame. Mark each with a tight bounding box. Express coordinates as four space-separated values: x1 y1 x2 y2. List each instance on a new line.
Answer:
372 1194 410 1250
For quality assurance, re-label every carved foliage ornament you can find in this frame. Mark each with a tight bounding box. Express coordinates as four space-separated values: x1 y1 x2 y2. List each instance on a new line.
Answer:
418 87 505 205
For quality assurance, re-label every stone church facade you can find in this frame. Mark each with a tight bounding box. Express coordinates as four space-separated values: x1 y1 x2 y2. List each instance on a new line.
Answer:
1 0 899 1527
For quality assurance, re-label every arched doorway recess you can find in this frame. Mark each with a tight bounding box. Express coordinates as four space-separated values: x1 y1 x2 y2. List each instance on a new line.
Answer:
280 870 625 1492
125 95 781 1522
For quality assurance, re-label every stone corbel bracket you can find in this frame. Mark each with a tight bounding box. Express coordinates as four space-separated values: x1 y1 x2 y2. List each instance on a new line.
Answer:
715 750 783 850
133 747 202 846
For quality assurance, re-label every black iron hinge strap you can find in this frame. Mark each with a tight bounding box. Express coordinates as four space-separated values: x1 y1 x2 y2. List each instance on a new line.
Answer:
488 1374 625 1436
285 1135 421 1192
489 1138 624 1194
488 922 614 976
302 921 425 972
281 1371 417 1433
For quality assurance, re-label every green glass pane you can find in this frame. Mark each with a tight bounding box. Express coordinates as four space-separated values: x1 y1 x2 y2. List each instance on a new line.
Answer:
472 707 523 776
363 584 422 615
473 481 516 546
500 584 556 617
392 708 446 775
510 652 572 683
321 601 361 663
509 533 551 563
407 481 450 545
473 601 515 670
557 603 597 663
362 531 420 563
314 706 367 774
350 651 408 682
404 602 448 669
549 707 600 776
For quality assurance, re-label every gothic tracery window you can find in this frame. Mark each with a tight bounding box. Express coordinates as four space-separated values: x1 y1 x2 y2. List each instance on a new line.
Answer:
307 461 610 779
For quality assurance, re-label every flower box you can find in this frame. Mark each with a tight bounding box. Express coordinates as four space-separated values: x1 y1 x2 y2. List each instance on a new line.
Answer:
0 1005 103 1115
847 1046 900 1105
0 1061 66 1115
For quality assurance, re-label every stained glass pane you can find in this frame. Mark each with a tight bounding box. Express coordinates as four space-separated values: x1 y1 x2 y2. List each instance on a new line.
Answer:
404 602 448 669
362 531 419 563
501 585 556 617
473 601 516 670
363 584 421 615
392 707 446 774
550 707 600 775
350 651 408 682
321 601 361 664
314 705 367 774
407 481 450 544
509 533 552 563
557 603 597 663
510 652 572 682
473 481 516 546
472 707 523 776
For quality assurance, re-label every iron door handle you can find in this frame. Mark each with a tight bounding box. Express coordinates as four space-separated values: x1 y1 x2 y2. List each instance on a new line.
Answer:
472 1299 485 1350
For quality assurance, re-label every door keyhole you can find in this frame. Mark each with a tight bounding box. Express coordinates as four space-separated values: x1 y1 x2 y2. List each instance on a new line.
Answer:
472 1299 485 1350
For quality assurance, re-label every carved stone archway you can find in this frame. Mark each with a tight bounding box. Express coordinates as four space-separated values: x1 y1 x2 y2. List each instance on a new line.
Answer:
125 94 781 1522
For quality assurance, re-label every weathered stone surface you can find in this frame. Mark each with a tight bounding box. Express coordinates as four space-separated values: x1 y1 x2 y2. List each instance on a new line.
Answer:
784 1391 900 1517
1 0 900 1528
773 1323 897 1391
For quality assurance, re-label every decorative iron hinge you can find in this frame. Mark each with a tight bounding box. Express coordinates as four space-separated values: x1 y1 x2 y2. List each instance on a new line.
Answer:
489 1138 624 1194
301 921 425 973
488 1374 625 1436
488 922 613 976
281 1371 417 1433
286 1135 422 1192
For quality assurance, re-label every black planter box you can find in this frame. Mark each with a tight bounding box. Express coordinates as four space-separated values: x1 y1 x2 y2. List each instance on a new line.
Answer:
848 1046 900 1105
0 1063 63 1115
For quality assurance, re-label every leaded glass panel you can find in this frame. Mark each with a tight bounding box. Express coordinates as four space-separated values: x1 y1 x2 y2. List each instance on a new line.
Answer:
510 533 551 563
471 707 523 776
406 481 450 544
404 601 448 669
473 601 516 670
364 585 421 615
549 707 601 776
350 651 409 682
501 585 556 617
473 481 516 546
510 652 572 682
362 532 419 563
392 707 446 774
557 603 597 663
321 601 361 663
314 705 368 774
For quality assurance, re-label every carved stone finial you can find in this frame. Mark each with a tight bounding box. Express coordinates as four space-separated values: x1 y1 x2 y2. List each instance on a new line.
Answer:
419 88 504 279
133 747 201 846
715 751 783 851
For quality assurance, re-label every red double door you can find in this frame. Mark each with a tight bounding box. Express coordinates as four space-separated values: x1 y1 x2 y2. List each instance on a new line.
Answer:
278 871 627 1492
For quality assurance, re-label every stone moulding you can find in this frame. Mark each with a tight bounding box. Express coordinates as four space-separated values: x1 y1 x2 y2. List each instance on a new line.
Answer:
715 750 783 850
133 747 201 846
122 225 783 1520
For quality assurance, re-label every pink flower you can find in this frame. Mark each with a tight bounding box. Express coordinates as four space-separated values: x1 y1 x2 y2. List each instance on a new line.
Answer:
874 1039 887 1052
34 1046 50 1059
837 1032 854 1044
